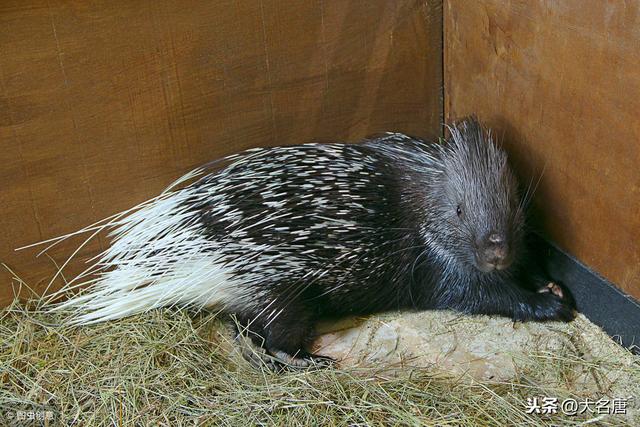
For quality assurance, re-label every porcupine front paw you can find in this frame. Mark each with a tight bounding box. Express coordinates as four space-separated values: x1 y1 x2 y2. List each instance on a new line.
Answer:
538 280 576 311
531 282 577 322
538 281 565 298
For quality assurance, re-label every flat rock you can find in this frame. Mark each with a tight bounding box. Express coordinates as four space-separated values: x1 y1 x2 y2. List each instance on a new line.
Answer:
313 311 616 381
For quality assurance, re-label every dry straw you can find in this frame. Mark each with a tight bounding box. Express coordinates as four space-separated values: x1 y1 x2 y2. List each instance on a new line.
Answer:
1 273 638 426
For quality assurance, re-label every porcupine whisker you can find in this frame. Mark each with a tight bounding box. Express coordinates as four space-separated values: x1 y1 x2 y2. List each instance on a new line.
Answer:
520 173 535 213
526 163 547 208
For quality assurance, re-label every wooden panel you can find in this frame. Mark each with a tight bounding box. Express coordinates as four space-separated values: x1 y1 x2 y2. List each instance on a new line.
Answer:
445 0 640 299
0 0 443 306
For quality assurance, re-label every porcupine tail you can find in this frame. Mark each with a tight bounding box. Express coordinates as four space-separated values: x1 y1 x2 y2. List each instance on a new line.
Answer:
17 157 250 325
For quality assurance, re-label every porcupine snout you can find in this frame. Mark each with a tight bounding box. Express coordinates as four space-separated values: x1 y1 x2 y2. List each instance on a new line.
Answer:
476 232 510 272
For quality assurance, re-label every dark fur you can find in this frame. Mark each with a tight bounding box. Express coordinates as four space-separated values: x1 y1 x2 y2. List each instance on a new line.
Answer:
195 117 576 368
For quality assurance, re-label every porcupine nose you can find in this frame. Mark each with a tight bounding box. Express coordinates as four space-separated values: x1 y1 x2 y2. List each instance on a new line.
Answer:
483 233 508 268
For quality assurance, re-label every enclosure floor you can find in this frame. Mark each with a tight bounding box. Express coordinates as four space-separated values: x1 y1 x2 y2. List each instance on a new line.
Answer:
1 300 638 426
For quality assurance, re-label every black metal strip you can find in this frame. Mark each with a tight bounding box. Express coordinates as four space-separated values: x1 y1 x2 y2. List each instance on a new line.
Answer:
532 233 640 354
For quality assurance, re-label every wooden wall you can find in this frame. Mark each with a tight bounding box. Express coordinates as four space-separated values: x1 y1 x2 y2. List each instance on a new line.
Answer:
0 0 443 306
445 0 640 299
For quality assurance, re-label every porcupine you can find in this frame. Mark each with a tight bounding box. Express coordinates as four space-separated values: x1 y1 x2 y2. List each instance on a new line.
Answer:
31 117 576 369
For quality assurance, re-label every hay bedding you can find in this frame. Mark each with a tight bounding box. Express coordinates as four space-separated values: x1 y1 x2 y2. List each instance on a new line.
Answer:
0 278 638 426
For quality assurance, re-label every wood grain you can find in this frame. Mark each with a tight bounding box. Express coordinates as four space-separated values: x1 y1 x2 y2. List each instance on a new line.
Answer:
0 0 443 306
445 0 640 299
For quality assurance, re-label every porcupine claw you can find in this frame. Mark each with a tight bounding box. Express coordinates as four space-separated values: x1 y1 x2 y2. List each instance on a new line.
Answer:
235 327 335 371
242 347 335 372
536 280 577 320
538 281 564 299
269 350 335 370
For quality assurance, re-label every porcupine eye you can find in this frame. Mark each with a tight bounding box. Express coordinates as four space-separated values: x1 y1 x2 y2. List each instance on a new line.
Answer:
456 205 463 218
